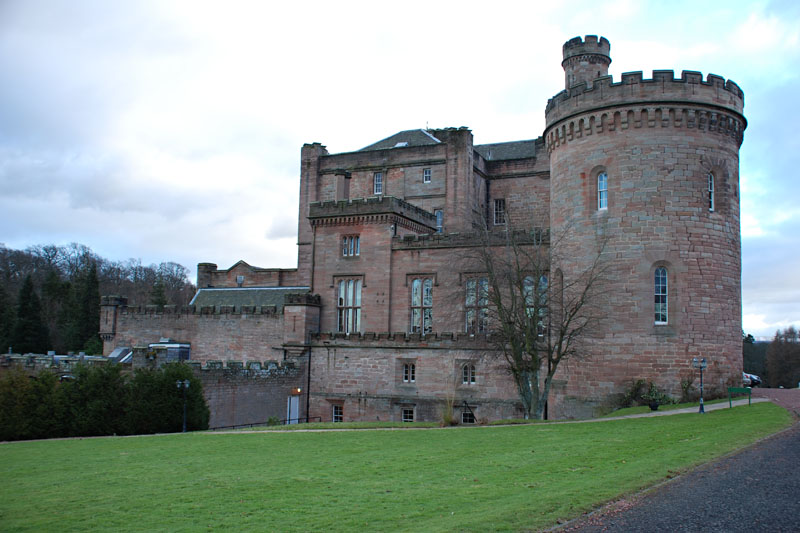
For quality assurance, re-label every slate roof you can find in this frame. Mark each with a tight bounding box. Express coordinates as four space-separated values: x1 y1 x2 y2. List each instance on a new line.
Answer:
190 287 310 311
474 140 537 161
359 129 442 152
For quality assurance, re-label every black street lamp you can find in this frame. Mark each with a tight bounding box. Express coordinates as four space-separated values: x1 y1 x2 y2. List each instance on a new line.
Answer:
692 357 707 414
176 379 190 432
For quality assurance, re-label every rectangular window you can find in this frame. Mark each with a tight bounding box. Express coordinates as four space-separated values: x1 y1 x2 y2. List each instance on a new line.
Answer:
423 168 431 183
403 362 416 383
598 172 608 210
465 277 488 334
461 410 476 424
524 275 548 336
342 235 360 257
332 404 343 423
410 278 433 334
493 199 506 225
434 209 443 233
336 278 362 334
402 407 414 423
373 172 383 195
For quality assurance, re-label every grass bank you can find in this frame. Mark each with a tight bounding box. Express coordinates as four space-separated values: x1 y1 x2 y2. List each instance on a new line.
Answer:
0 403 792 532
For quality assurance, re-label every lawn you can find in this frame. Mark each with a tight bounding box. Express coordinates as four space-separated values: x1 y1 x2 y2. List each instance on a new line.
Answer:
0 403 793 532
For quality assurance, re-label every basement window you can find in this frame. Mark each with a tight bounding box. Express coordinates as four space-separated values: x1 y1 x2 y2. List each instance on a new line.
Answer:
402 407 414 422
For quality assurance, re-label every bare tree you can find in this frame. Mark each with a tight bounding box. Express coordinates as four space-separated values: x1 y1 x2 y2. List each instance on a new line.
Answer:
468 223 608 419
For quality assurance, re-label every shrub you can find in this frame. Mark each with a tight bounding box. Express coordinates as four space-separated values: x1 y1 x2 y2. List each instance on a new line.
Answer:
620 379 675 408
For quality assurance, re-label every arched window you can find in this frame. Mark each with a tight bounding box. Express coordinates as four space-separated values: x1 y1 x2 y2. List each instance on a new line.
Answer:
654 267 668 324
462 364 476 385
410 278 433 334
597 171 608 210
707 172 715 212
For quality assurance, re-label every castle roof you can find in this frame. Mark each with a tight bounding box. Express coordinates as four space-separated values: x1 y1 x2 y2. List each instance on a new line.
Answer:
474 139 537 161
190 287 310 310
358 129 442 151
357 128 538 162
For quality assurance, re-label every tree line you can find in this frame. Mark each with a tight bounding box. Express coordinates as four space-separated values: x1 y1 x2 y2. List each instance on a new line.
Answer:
743 327 800 388
0 243 196 355
0 363 209 441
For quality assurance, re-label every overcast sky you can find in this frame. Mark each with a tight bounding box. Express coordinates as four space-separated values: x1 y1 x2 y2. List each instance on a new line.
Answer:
1 0 798 339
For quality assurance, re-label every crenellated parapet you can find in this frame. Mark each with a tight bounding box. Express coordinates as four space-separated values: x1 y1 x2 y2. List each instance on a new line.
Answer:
545 70 745 152
308 195 437 231
116 304 280 316
312 330 504 348
392 228 549 250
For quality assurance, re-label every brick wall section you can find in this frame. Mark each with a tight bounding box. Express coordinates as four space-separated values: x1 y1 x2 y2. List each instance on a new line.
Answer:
198 359 306 428
197 262 302 289
307 334 523 423
105 308 286 363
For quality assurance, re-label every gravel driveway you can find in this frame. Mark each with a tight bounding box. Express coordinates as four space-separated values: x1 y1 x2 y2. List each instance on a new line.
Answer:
561 389 800 532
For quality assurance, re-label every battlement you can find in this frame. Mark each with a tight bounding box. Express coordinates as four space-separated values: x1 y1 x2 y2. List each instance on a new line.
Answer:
392 228 549 250
546 69 745 129
115 304 281 317
562 35 611 62
313 330 500 347
308 195 437 227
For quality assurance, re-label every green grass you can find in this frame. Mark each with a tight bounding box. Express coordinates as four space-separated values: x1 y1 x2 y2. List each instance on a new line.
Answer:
0 403 793 532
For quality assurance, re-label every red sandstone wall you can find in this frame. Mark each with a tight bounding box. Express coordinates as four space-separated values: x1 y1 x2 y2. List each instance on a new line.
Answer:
107 311 286 363
307 338 522 423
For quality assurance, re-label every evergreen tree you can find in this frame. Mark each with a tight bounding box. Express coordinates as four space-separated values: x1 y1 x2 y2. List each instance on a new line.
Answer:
10 275 50 354
149 277 168 309
64 262 101 353
0 285 14 353
41 269 70 352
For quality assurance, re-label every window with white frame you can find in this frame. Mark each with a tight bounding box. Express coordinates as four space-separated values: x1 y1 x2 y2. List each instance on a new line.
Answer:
373 172 383 195
465 277 488 334
403 362 416 383
402 407 414 422
461 410 476 424
434 209 443 233
332 404 343 423
524 275 548 336
410 277 433 334
336 278 362 334
707 172 715 212
342 235 360 257
423 168 431 183
654 267 668 324
598 171 608 210
493 198 506 225
462 364 476 385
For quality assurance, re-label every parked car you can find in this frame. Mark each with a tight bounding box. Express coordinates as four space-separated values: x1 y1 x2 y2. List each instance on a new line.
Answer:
746 373 762 387
742 372 752 387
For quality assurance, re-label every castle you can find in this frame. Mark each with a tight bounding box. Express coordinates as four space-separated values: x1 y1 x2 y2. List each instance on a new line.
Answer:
101 36 746 423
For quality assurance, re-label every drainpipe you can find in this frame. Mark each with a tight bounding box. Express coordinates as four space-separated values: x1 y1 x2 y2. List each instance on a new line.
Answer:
306 346 311 423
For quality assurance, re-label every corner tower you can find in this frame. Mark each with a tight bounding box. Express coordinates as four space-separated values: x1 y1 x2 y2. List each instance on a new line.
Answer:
545 36 746 417
562 35 611 89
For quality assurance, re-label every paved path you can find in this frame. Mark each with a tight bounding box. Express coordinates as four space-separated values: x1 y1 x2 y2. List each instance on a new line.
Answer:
560 389 800 533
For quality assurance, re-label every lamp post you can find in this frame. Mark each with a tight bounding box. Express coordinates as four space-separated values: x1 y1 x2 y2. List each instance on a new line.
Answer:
176 379 190 432
692 357 707 414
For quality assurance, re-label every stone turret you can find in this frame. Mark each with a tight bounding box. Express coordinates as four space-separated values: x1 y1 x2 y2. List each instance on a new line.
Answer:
545 36 746 415
562 35 611 89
